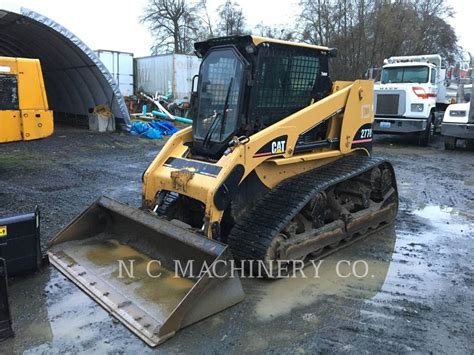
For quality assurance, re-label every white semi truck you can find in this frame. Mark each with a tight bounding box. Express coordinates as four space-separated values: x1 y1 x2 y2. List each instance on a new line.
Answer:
441 83 474 149
372 55 450 146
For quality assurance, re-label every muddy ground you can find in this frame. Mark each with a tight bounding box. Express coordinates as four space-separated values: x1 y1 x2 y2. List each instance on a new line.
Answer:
0 126 472 354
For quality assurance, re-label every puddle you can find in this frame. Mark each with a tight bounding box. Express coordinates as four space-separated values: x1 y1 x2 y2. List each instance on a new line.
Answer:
51 237 196 320
2 268 160 354
252 205 473 321
464 179 474 186
0 269 118 354
370 205 472 305
413 205 473 229
85 239 139 266
252 227 397 320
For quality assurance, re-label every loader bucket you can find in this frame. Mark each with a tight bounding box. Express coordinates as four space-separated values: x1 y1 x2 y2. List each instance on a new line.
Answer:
47 196 244 346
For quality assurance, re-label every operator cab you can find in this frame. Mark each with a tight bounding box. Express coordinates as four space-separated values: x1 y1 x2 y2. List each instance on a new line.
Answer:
190 36 336 160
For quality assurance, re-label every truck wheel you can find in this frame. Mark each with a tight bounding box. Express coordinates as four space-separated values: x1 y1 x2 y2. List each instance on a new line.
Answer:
418 121 432 147
444 136 456 150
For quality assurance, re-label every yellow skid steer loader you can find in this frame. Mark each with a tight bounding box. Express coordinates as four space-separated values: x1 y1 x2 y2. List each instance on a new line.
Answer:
48 36 398 346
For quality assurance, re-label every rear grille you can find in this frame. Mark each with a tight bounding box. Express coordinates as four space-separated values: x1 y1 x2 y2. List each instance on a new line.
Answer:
376 94 399 115
0 74 19 110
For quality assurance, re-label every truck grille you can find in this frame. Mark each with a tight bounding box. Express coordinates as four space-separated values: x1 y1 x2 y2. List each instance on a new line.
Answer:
376 94 399 115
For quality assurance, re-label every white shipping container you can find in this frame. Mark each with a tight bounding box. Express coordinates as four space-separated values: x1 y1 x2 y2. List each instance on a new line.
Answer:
95 50 134 97
135 54 201 99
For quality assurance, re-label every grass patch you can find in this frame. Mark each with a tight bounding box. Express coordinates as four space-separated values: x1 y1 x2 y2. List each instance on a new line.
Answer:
0 152 50 171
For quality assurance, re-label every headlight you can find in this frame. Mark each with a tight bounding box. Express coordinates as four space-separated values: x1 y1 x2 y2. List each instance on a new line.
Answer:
411 104 424 112
450 110 467 117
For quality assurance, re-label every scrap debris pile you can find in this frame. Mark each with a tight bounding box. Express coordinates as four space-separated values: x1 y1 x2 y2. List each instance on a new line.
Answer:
129 92 192 139
130 120 178 139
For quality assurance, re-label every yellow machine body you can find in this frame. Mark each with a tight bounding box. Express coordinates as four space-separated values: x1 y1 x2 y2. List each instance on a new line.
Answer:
0 57 53 143
142 79 374 235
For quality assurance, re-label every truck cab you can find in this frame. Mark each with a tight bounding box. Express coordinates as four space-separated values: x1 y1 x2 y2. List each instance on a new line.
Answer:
372 54 448 146
441 83 473 150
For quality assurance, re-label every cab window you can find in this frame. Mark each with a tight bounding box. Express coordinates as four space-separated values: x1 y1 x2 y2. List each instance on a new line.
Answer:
430 68 436 84
251 45 323 127
381 66 429 84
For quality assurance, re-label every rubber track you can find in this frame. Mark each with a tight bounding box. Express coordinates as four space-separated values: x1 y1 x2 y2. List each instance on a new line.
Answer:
156 191 179 216
227 155 391 261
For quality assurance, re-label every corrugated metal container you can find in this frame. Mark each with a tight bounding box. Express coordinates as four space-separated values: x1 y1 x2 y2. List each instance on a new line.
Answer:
95 50 134 97
135 54 201 99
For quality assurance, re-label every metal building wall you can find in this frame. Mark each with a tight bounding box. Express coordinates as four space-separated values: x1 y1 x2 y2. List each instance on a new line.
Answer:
135 54 201 99
174 54 201 99
135 54 174 96
95 50 134 97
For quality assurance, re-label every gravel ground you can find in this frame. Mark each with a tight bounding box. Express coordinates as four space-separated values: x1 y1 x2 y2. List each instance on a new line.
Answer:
0 126 472 354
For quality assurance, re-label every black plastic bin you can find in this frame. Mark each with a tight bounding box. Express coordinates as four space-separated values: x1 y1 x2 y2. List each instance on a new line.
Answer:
0 258 13 342
0 208 41 276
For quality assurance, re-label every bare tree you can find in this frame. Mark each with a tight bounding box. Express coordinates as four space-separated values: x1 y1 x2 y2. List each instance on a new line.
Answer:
296 0 460 80
141 0 202 54
409 0 459 63
196 0 214 39
217 0 247 36
297 0 334 46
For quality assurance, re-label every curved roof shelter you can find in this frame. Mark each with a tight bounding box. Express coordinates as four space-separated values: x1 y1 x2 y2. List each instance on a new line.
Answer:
0 6 130 128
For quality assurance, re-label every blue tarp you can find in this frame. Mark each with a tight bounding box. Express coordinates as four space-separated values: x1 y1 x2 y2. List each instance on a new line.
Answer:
130 120 178 139
149 120 178 135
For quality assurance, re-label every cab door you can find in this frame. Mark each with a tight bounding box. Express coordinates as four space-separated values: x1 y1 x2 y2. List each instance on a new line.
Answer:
0 74 22 143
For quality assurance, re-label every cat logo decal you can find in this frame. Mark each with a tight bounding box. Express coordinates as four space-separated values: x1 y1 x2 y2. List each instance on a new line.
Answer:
254 135 288 157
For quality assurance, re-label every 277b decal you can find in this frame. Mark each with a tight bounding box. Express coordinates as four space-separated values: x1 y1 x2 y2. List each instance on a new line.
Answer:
353 125 373 144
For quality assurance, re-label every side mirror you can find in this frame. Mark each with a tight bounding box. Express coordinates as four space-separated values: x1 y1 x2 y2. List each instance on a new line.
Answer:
190 75 200 118
464 93 471 103
191 75 199 93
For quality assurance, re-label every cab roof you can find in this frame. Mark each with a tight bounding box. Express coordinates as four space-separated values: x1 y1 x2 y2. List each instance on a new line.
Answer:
250 36 331 51
383 62 436 68
194 35 336 57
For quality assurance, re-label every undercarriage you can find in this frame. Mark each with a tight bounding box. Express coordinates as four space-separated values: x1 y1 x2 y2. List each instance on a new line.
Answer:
158 155 398 277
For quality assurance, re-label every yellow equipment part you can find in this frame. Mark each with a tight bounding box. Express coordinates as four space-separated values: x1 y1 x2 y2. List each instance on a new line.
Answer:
0 57 53 143
142 79 374 224
48 36 398 347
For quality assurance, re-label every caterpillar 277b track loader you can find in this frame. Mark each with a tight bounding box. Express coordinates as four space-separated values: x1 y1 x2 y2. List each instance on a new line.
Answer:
48 36 398 346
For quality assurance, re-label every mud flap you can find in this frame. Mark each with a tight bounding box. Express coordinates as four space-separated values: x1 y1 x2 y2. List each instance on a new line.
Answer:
47 196 244 346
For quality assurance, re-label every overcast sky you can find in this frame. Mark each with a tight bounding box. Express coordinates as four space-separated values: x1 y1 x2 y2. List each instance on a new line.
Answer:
2 0 472 58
